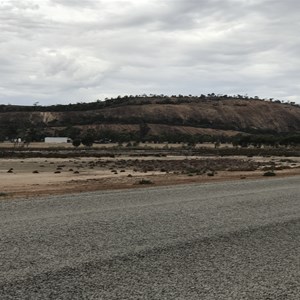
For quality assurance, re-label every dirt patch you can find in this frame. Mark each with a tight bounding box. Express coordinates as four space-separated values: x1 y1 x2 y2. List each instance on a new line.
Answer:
1 156 299 200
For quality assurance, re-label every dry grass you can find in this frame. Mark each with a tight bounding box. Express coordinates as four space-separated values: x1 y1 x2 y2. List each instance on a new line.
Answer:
0 141 234 150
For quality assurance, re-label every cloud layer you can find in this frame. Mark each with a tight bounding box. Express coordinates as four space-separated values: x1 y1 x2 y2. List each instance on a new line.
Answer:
1 0 300 105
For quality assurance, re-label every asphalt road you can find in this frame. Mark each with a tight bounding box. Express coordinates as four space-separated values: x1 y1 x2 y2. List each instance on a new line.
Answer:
0 176 299 299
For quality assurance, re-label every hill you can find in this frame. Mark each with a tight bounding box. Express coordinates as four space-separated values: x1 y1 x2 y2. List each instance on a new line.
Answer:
0 95 300 144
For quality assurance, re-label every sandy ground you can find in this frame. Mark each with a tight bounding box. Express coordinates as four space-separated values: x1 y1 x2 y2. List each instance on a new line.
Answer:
0 156 299 199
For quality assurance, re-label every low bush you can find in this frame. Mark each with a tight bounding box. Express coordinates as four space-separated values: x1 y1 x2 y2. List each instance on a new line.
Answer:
263 171 276 176
138 179 153 184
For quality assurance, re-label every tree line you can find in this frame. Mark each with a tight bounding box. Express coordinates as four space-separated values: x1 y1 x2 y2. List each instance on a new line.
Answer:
1 94 298 113
1 121 299 148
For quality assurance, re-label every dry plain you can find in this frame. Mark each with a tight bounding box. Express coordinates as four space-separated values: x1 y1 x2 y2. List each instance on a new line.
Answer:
1 151 299 199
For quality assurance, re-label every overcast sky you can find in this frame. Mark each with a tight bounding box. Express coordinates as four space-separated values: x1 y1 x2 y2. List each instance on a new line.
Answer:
1 0 300 105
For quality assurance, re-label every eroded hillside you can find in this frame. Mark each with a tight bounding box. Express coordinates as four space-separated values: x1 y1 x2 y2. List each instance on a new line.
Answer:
0 96 299 142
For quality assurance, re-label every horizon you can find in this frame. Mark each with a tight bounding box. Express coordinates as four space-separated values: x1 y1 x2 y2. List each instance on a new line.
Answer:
1 93 299 107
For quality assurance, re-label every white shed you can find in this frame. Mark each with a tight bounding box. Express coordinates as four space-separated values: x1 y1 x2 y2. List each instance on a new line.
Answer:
44 137 71 143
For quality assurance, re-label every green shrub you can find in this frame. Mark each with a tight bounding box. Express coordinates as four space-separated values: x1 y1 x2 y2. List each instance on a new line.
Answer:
263 171 276 176
138 179 153 184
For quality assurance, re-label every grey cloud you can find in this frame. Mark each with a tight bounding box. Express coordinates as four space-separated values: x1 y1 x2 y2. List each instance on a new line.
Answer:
50 0 99 8
0 0 300 105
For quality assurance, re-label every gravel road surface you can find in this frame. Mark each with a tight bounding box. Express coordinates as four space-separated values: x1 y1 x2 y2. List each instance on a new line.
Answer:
0 176 300 299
